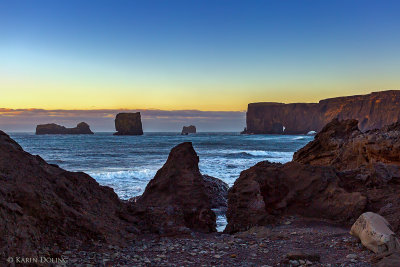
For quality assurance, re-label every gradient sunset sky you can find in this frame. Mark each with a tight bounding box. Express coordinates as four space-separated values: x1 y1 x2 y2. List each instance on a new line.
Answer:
1 0 400 131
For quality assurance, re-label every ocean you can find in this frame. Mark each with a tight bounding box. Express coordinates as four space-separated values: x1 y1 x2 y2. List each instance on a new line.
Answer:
10 132 313 231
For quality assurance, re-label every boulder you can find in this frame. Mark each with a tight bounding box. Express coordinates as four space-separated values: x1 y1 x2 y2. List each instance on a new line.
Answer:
225 161 366 233
134 142 217 234
350 212 400 253
36 122 94 135
0 130 137 258
114 112 143 135
181 125 196 135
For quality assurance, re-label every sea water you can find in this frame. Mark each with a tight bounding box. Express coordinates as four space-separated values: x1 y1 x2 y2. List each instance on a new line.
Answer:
10 132 313 231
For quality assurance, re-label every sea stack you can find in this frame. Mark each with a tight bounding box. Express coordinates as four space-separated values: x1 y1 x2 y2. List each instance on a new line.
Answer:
114 112 143 135
36 122 94 135
181 125 196 135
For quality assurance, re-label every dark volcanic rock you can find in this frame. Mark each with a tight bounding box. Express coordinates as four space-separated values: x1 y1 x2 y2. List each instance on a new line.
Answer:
293 118 400 170
244 90 400 134
181 125 196 135
0 130 137 258
375 251 400 267
135 142 217 234
114 112 143 135
293 119 400 233
225 161 366 233
36 122 94 135
203 175 229 209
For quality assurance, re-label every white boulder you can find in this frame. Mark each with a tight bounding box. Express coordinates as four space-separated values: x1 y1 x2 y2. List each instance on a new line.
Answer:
350 212 400 253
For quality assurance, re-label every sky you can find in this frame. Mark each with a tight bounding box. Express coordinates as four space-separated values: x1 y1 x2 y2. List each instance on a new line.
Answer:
1 0 400 131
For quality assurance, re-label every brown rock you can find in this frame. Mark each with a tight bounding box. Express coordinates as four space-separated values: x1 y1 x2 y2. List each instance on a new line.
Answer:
293 118 400 233
114 112 143 135
225 161 366 233
36 122 94 135
134 142 217 234
244 90 400 134
0 130 137 258
293 118 400 170
350 212 400 254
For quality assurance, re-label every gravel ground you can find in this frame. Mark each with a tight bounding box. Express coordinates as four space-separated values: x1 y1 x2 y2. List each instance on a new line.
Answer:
46 216 372 267
7 216 373 267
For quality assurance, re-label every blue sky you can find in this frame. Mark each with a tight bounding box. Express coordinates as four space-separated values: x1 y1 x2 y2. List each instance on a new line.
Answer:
1 0 400 130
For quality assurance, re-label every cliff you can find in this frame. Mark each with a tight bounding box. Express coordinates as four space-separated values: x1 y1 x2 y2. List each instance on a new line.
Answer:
36 122 94 135
244 90 400 134
114 112 143 135
181 125 196 135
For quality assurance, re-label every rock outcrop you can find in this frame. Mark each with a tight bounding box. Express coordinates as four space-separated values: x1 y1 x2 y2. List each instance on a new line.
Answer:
293 118 400 170
350 212 400 254
0 130 137 258
36 122 94 135
293 119 400 233
227 118 400 234
181 125 196 135
134 142 218 234
203 175 229 209
114 112 143 135
244 90 400 134
225 161 366 233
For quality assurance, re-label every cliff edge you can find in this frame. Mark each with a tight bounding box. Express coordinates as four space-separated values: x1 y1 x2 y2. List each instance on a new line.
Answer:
243 90 400 134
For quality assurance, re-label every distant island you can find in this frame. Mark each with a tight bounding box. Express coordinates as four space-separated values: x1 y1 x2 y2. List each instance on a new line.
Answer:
181 125 196 135
242 90 400 134
114 112 143 135
36 122 94 135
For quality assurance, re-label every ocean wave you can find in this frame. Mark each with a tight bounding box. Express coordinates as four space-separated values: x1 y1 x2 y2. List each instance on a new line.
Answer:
292 136 306 140
220 149 293 158
88 169 156 181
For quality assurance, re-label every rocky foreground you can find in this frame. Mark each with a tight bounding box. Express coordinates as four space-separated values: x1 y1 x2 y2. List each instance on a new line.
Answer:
42 217 374 267
2 118 400 266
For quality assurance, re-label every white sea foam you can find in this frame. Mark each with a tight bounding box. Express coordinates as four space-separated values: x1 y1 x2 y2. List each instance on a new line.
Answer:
89 169 156 181
88 168 158 199
213 149 294 158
